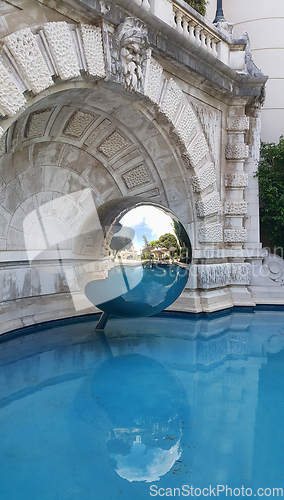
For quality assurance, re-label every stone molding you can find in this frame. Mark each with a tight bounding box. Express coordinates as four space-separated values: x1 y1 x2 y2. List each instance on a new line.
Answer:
225 143 249 160
224 229 248 243
197 262 251 288
226 116 249 133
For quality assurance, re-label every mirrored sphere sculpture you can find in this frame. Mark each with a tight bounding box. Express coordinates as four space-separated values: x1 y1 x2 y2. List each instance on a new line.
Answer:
73 197 192 317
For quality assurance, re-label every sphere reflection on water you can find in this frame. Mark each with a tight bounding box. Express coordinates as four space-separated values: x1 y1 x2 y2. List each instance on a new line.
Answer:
75 353 189 482
74 197 192 317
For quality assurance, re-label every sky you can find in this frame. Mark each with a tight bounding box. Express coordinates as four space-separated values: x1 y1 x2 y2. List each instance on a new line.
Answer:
119 206 175 253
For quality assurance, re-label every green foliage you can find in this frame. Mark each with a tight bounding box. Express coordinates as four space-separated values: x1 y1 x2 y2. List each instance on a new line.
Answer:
150 240 160 248
110 235 132 253
184 0 207 16
255 136 284 249
150 233 179 250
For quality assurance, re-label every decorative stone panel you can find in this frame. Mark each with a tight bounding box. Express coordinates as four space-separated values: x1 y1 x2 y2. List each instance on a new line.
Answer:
198 223 223 243
197 262 251 288
4 28 53 94
122 164 151 189
84 119 111 146
225 172 248 188
145 57 163 104
175 105 197 145
63 110 97 139
225 143 249 160
98 131 130 158
193 104 221 165
191 163 216 192
0 60 26 116
224 201 248 216
160 78 182 123
79 24 106 78
187 134 209 169
25 109 52 139
224 229 247 243
42 22 80 80
226 116 249 132
198 263 231 288
230 263 251 284
196 192 221 218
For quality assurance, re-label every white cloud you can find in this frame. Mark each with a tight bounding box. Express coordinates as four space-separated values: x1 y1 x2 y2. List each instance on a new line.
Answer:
120 206 175 239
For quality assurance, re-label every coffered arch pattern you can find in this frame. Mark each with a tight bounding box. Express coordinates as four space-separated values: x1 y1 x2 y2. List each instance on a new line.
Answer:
0 21 222 247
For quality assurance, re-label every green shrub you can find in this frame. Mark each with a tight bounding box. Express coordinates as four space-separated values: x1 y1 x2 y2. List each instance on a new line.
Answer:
184 0 207 16
255 136 284 250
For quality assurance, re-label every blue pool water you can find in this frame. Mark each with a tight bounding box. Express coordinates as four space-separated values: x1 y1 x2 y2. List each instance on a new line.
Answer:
0 309 284 499
85 263 189 317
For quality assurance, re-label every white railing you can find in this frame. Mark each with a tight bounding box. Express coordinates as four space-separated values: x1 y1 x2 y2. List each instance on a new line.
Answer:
173 5 219 57
136 0 246 69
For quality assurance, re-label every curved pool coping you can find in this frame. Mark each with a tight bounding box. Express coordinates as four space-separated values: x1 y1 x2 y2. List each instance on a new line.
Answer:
2 303 284 341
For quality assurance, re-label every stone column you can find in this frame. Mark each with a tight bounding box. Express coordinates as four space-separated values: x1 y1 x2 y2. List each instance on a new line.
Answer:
224 113 249 250
245 106 262 249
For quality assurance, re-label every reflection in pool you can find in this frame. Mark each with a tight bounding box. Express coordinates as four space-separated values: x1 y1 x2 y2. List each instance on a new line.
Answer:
85 263 189 317
76 354 188 482
0 309 284 499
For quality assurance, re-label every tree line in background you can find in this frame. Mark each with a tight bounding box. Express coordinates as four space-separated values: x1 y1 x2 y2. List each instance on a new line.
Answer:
255 135 284 251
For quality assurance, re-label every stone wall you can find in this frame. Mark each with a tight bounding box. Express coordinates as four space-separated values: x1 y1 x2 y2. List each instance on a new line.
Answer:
0 2 280 333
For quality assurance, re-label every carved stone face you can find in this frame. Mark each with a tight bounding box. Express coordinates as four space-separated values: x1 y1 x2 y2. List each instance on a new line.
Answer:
120 41 144 90
121 42 142 64
113 18 149 92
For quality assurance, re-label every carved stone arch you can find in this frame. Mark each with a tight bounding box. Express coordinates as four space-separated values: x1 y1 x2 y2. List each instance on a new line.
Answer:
0 87 197 251
0 20 223 246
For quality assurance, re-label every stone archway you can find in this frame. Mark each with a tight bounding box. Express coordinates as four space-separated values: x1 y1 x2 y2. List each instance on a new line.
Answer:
0 21 223 246
0 19 226 331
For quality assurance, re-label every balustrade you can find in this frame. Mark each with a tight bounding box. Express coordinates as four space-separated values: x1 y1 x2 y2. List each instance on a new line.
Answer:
172 5 219 58
137 0 240 67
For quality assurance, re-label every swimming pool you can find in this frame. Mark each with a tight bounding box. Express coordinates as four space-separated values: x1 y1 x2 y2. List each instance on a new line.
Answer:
0 308 284 499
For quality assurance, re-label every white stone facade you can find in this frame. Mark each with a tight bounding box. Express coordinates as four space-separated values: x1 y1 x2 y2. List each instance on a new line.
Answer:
0 0 281 333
